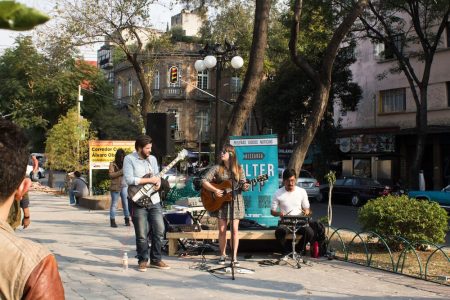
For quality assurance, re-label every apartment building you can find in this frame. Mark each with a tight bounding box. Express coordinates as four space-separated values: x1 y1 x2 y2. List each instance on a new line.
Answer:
335 21 450 188
113 41 242 157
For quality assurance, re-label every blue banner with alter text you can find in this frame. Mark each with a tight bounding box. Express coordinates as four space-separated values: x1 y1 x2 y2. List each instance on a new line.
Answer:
230 135 279 227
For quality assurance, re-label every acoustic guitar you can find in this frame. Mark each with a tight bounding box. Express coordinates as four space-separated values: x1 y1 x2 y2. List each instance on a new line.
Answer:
201 174 269 212
128 149 188 208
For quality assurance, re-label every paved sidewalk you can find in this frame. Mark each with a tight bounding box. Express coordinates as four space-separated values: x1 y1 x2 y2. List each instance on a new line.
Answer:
17 191 450 300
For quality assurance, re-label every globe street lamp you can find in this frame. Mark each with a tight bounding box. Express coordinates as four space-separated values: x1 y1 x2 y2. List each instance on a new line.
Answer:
194 41 244 162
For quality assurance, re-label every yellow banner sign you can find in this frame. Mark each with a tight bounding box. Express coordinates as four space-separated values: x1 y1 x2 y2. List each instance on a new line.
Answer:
89 140 135 169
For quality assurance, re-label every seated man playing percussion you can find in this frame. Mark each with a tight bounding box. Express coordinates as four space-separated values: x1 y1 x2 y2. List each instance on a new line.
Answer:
271 168 314 255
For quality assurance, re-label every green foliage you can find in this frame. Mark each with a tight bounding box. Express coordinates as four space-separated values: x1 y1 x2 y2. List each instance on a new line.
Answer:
325 170 336 185
170 26 201 43
358 195 449 245
91 170 110 195
0 1 49 30
0 36 119 150
45 109 97 172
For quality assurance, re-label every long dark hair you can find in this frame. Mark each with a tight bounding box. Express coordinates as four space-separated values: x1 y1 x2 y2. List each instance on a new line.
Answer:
114 149 126 169
219 144 240 180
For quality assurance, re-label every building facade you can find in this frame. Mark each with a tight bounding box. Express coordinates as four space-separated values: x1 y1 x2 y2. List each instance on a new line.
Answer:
113 42 242 159
335 21 450 188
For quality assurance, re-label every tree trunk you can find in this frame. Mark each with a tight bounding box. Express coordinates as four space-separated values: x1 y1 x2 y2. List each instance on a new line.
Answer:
48 169 54 188
133 61 153 124
288 86 330 171
125 51 153 127
221 0 271 144
409 87 428 189
287 0 368 174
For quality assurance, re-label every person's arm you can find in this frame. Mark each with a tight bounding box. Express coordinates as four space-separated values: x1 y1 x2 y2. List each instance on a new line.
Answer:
22 255 65 300
301 189 311 216
109 162 123 179
270 190 283 217
238 165 250 191
201 165 223 197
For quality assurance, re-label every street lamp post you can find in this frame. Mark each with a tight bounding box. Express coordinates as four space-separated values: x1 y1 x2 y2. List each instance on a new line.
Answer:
194 41 244 163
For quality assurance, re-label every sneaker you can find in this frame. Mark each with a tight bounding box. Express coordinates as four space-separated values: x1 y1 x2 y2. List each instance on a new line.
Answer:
218 256 227 265
150 261 171 270
138 261 148 272
232 260 240 267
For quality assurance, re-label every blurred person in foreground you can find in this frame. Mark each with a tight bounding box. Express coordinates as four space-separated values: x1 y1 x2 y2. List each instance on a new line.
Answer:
0 118 64 299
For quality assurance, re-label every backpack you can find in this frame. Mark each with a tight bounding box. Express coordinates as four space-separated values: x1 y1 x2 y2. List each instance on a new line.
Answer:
308 220 327 256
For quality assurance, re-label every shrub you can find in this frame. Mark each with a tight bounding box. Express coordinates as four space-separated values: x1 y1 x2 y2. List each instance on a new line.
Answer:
358 195 448 245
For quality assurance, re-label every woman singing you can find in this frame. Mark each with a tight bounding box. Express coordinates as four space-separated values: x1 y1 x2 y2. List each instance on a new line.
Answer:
201 144 249 266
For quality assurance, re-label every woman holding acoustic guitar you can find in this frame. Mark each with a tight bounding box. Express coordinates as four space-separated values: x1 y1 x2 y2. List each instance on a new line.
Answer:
201 144 249 266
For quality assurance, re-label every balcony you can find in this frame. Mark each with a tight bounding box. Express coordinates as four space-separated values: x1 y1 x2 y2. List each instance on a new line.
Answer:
152 87 186 100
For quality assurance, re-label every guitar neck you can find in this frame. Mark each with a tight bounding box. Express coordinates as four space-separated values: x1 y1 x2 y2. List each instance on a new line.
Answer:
155 156 182 178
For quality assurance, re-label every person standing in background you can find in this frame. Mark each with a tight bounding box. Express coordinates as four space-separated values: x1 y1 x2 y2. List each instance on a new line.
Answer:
109 149 130 227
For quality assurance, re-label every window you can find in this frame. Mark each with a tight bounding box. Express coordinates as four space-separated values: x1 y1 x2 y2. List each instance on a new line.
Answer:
197 70 208 90
380 88 406 113
153 70 160 90
447 82 450 107
167 109 179 131
230 77 242 93
117 81 122 98
196 109 209 138
353 158 371 177
384 34 404 59
128 78 133 96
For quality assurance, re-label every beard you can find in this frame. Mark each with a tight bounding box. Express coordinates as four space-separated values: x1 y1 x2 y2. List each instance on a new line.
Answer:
139 149 150 159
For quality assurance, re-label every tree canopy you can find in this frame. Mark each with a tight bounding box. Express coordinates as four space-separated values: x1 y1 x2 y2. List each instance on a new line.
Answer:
45 108 96 172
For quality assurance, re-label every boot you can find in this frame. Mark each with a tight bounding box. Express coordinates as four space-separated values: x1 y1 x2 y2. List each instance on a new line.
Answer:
110 219 118 228
124 217 130 226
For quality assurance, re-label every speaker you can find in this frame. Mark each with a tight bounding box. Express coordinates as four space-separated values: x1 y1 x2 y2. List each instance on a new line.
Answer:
146 113 175 157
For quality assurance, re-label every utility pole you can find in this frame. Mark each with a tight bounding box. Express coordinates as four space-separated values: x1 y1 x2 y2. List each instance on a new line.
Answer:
77 85 83 170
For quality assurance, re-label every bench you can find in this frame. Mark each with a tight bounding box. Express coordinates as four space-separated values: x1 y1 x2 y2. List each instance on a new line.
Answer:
166 230 301 256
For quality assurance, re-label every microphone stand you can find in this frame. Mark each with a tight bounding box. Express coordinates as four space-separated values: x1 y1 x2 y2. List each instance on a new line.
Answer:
208 178 254 279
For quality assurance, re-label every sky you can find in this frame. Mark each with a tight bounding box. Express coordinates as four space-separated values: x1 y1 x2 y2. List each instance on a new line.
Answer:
0 0 183 60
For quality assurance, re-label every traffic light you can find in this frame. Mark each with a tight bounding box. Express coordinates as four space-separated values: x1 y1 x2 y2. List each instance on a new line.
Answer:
169 66 178 84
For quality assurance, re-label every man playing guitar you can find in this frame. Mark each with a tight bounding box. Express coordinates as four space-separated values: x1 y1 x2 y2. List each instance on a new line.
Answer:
271 168 314 256
123 135 170 272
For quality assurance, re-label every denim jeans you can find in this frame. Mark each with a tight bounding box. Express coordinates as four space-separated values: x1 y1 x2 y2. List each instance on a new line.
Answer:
110 187 129 219
69 190 78 205
131 202 165 263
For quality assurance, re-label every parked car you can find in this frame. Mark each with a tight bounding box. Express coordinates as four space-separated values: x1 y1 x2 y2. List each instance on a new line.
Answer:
320 176 391 206
163 168 187 188
26 164 46 179
408 185 450 211
278 168 322 202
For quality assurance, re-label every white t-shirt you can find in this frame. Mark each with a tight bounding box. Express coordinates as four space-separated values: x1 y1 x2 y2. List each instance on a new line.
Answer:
271 186 310 216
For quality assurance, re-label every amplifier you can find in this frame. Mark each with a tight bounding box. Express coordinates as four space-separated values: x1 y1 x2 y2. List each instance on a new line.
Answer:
175 197 203 207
